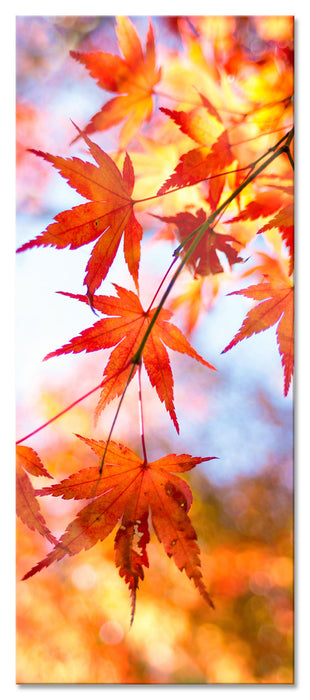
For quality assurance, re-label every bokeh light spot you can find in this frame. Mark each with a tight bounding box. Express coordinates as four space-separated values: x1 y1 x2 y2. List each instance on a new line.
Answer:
99 621 124 645
270 556 293 587
249 571 272 595
71 564 97 590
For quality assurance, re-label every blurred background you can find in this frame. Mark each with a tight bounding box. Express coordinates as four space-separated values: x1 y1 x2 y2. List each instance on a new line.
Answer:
16 15 293 684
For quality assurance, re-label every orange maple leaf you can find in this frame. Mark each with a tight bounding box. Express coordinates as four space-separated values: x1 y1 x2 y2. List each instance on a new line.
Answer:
227 187 294 275
23 435 215 623
153 209 243 277
16 445 57 545
168 276 221 337
157 93 234 203
16 130 143 302
258 203 294 276
44 285 216 432
222 281 294 396
70 17 161 149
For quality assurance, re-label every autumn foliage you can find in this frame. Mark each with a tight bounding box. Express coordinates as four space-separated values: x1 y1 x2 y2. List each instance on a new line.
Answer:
16 15 294 683
23 435 215 623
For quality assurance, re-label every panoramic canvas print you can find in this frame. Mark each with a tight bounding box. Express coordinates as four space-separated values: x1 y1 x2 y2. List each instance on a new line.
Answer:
16 15 294 684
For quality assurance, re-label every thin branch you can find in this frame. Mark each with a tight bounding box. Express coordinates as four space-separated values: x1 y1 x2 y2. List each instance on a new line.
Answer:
138 365 148 464
132 128 294 366
172 129 294 255
285 148 294 170
18 129 293 448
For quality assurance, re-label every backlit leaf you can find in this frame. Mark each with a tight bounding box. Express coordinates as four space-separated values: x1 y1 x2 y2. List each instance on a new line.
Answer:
16 131 143 301
222 282 294 395
16 446 57 545
44 285 216 432
24 435 215 622
153 209 243 277
157 96 234 201
70 17 161 149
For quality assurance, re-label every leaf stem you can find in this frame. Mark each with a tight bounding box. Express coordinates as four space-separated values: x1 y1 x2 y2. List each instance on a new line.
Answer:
16 382 103 445
147 256 178 311
154 89 292 116
138 365 148 464
98 363 137 475
16 357 136 445
229 124 293 149
133 166 252 206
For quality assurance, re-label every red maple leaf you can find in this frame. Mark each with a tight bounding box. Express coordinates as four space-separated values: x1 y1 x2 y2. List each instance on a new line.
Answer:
44 285 216 432
70 17 161 149
227 190 286 223
222 281 294 395
153 209 243 276
16 130 143 303
157 93 234 203
23 435 215 623
16 445 57 545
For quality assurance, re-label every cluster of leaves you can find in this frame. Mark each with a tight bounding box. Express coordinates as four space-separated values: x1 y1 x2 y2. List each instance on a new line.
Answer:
16 16 294 624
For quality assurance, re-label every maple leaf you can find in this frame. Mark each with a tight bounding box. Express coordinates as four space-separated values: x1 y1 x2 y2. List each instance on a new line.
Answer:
153 209 243 277
70 17 161 149
157 93 234 203
16 445 57 545
238 251 292 290
222 281 294 396
168 276 221 337
258 203 294 276
227 187 294 275
44 285 216 432
16 130 143 302
227 190 285 224
23 435 215 623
